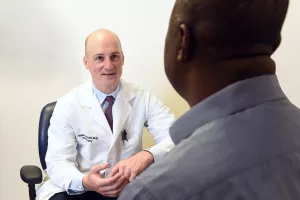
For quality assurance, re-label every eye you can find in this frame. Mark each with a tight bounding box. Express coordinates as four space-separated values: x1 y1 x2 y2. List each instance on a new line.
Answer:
111 54 120 60
95 56 104 61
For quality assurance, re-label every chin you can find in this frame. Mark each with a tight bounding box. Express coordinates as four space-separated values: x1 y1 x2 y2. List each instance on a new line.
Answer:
105 78 119 86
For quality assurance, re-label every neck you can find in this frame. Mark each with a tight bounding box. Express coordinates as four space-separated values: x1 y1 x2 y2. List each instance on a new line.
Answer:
185 56 276 107
93 82 118 94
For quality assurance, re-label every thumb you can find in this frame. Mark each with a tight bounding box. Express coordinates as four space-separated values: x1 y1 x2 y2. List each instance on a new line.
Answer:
90 163 109 173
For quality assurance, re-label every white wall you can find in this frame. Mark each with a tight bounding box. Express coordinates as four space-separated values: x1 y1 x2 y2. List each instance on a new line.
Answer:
0 1 189 199
274 0 300 104
0 0 299 200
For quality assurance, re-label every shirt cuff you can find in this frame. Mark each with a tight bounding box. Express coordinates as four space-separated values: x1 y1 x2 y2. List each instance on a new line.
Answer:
145 137 175 162
67 173 86 195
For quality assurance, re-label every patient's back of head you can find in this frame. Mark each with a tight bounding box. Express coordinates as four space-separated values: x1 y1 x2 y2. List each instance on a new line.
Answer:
165 0 290 104
171 0 289 61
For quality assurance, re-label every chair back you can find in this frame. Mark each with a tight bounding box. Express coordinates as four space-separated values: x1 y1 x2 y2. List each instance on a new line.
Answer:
38 102 56 170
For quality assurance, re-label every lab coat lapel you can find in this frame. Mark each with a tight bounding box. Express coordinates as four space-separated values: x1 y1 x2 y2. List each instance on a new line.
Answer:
91 94 112 135
79 79 113 138
112 80 135 142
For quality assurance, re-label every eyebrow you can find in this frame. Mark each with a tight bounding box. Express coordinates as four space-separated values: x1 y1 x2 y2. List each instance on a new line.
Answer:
93 52 121 57
111 52 121 55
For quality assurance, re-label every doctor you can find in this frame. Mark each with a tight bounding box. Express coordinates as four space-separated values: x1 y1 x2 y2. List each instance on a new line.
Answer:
36 28 176 200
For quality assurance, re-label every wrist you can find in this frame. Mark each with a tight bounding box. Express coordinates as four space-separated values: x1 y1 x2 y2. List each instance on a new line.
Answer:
82 176 89 191
141 150 154 165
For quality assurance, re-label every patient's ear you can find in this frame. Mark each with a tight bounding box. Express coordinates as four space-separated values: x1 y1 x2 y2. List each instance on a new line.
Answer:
177 24 190 62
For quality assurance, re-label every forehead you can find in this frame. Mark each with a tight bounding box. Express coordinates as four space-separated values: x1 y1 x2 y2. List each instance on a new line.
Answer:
87 34 122 56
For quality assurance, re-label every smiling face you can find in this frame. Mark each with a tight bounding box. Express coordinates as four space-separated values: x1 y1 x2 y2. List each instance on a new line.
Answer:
83 29 124 94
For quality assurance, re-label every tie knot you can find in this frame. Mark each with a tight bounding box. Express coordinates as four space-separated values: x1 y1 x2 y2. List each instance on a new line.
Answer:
105 96 115 105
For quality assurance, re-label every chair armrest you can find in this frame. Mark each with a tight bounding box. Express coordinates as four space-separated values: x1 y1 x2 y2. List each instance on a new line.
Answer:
20 165 43 184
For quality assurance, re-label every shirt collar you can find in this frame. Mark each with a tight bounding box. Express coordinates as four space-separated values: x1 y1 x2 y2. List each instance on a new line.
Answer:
170 74 287 145
92 82 121 105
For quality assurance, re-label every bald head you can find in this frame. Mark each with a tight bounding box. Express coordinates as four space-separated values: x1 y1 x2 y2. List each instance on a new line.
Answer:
85 28 122 57
83 28 124 94
168 0 289 59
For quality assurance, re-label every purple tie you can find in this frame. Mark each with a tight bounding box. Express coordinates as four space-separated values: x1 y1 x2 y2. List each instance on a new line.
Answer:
105 96 115 132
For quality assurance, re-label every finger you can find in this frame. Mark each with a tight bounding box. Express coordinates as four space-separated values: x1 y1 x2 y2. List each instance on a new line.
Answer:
119 177 130 190
100 172 122 186
102 182 127 197
129 171 138 182
102 178 129 197
90 163 109 173
107 165 119 178
117 163 126 176
123 168 131 180
99 176 126 192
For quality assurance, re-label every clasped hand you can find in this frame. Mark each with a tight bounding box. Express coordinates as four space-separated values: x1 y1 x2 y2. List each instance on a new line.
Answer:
83 151 153 197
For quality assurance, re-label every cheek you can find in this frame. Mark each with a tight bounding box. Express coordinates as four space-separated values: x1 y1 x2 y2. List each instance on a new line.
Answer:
164 51 176 78
164 54 181 91
86 61 95 69
89 63 103 72
114 61 123 72
165 64 175 83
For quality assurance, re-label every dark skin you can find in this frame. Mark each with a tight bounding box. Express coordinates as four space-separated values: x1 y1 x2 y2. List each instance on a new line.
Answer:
164 0 288 107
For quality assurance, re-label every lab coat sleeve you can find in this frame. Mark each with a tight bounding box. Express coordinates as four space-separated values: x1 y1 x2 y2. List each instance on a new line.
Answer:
45 98 85 194
144 93 176 161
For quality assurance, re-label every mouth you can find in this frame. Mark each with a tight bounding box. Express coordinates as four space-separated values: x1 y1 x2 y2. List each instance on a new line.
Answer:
102 73 116 77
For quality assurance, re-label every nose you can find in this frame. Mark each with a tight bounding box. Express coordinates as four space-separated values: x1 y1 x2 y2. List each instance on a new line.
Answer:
103 58 114 70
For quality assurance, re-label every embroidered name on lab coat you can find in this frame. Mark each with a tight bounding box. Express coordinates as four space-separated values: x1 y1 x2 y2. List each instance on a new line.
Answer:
77 134 98 143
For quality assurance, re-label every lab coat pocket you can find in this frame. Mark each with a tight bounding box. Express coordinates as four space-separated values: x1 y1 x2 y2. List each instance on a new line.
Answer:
120 128 140 147
120 136 141 159
122 137 137 147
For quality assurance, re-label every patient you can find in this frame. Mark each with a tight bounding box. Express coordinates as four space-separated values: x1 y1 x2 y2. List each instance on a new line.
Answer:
119 0 300 199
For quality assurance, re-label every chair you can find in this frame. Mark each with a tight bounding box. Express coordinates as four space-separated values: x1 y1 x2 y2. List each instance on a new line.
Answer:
20 102 57 200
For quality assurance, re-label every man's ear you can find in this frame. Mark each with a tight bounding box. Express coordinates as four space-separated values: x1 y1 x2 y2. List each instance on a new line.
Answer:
177 24 190 62
83 56 88 69
122 52 125 65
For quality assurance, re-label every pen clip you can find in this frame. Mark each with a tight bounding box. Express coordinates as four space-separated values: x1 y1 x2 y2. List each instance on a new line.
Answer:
122 130 128 145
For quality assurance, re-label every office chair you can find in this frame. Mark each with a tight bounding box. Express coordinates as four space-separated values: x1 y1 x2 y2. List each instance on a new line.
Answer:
20 101 57 200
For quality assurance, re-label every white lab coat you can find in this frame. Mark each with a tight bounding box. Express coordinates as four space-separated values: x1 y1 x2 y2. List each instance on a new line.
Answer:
36 78 176 200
